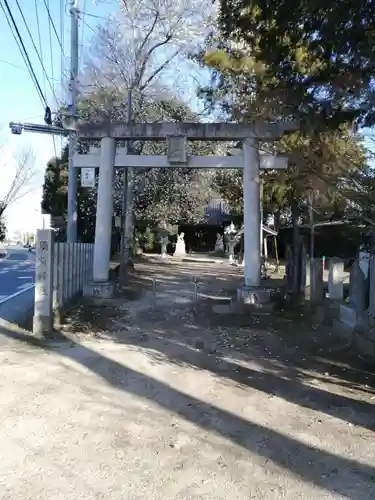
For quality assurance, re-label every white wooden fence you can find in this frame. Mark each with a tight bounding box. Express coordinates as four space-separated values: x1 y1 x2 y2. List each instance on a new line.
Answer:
33 229 94 335
52 241 94 314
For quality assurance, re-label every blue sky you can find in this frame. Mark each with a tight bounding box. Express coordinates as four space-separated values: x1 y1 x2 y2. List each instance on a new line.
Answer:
0 0 117 127
0 0 118 235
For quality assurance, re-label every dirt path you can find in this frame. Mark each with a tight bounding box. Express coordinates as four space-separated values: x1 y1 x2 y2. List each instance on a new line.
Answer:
0 257 374 499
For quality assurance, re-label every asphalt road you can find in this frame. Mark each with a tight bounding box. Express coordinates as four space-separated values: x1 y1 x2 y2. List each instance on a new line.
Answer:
0 246 35 300
0 247 35 328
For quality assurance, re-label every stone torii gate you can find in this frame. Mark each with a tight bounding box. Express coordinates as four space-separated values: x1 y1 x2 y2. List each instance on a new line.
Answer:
74 121 295 301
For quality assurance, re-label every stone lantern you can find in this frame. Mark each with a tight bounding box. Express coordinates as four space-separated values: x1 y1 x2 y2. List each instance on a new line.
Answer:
157 221 169 259
224 222 240 264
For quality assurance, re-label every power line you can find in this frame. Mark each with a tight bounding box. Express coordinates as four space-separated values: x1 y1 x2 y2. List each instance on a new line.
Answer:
79 0 88 68
51 134 59 163
0 57 60 81
3 1 60 188
42 0 65 54
1 0 46 107
15 0 58 103
4 0 68 174
43 0 59 167
45 0 56 101
81 19 97 35
34 0 47 97
81 11 108 21
0 58 23 70
18 0 61 163
60 0 65 91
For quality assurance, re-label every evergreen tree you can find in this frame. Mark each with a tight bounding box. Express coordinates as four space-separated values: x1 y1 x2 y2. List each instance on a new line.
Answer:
194 28 369 228
41 145 97 242
215 0 375 127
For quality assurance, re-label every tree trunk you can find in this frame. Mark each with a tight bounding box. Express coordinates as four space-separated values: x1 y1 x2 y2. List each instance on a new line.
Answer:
274 210 281 233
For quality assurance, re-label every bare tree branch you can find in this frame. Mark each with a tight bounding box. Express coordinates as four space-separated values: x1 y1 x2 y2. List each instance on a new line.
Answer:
83 0 216 101
135 35 174 88
139 48 182 91
136 10 160 60
0 148 35 217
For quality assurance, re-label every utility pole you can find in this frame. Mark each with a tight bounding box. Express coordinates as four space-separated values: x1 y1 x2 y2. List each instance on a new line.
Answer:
9 3 79 241
119 89 133 283
67 0 80 242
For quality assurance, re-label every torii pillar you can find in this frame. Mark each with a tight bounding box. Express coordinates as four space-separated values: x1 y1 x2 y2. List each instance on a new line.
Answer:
243 138 261 288
93 137 116 283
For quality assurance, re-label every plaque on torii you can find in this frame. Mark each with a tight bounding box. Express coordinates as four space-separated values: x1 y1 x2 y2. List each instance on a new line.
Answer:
167 135 187 165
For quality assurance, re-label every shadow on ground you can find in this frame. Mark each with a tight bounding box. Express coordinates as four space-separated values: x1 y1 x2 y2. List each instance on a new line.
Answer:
1 324 375 500
1 257 375 499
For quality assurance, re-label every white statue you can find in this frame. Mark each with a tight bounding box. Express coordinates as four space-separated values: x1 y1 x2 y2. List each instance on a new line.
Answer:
174 232 186 256
214 233 224 252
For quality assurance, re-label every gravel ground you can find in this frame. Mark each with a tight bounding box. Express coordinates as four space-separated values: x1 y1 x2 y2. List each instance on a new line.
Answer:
0 256 374 500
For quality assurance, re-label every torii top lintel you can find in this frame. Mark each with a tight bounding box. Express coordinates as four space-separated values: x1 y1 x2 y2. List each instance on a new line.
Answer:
75 121 299 141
